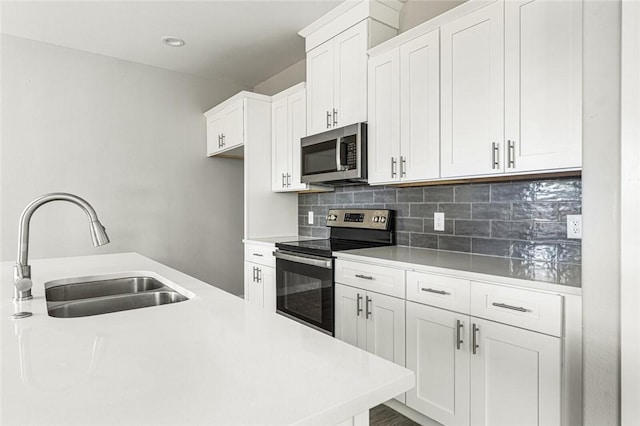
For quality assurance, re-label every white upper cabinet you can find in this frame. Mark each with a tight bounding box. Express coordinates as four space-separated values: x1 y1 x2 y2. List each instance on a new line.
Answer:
368 29 440 184
441 0 582 178
205 98 245 157
440 2 505 178
504 0 583 172
272 83 322 192
300 0 401 137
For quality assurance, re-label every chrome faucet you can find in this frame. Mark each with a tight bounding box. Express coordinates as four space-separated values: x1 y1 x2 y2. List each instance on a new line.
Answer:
13 193 110 301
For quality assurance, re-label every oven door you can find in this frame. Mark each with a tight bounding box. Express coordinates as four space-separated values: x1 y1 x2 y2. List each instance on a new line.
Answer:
274 250 334 336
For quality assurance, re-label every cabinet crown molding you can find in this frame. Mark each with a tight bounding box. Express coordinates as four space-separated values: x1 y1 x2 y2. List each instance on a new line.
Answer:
204 90 271 118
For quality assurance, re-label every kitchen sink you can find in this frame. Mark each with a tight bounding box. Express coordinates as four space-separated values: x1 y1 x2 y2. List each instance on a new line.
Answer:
45 274 191 318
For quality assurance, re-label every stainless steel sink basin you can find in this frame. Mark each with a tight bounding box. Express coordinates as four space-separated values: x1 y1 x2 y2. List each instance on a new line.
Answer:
46 276 166 302
45 274 191 318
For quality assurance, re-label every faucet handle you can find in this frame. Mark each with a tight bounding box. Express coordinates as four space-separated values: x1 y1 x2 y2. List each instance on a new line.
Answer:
15 277 32 292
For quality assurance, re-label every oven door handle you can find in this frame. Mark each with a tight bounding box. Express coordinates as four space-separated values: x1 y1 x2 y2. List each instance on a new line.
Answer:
273 250 333 269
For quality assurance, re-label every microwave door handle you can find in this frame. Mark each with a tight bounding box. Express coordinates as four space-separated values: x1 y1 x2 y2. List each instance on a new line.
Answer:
336 138 348 171
336 138 342 171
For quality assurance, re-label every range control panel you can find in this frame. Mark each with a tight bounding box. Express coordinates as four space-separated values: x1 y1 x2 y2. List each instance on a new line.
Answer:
326 209 393 230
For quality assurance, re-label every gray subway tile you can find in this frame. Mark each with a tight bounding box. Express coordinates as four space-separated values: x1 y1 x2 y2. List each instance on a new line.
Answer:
454 185 490 202
472 238 510 257
397 217 424 233
410 203 438 218
492 221 534 240
512 202 558 221
317 192 336 205
558 202 582 221
396 232 410 246
490 181 535 202
534 222 567 241
558 242 582 263
299 226 313 237
398 187 425 202
385 203 410 218
335 192 354 204
354 191 374 204
424 219 455 235
424 186 454 202
438 203 472 219
438 235 471 253
534 178 582 201
455 220 491 237
311 227 329 238
558 263 582 286
509 260 559 284
410 233 438 249
472 203 511 220
374 189 397 204
510 241 559 262
299 193 318 206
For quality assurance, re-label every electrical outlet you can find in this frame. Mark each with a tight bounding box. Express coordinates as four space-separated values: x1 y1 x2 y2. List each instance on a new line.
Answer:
308 211 314 225
567 214 582 239
434 212 445 231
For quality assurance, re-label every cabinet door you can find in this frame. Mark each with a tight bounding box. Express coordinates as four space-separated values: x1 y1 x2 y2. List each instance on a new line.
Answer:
366 292 406 404
335 284 367 350
244 262 263 307
272 96 289 191
367 48 400 184
261 266 276 313
206 114 224 156
222 98 244 150
504 0 582 172
288 88 307 191
470 318 561 426
307 42 334 136
406 302 470 426
400 29 440 181
333 20 368 128
441 2 504 178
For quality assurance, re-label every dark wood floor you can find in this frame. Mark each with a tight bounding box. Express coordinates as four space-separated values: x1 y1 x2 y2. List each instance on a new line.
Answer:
370 404 420 426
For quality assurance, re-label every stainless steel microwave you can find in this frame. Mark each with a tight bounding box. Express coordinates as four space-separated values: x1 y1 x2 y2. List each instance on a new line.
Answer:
300 123 367 185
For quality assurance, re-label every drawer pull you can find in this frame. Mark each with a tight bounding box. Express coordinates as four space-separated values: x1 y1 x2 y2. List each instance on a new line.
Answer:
252 253 264 257
421 287 449 295
356 293 363 317
492 302 529 312
456 319 463 350
355 274 374 280
366 296 372 319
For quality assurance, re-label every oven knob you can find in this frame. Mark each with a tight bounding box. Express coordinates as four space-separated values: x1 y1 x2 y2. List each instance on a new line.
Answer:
373 216 379 222
380 216 387 223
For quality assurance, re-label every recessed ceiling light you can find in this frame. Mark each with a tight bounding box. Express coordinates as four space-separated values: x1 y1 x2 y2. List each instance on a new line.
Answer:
162 36 185 47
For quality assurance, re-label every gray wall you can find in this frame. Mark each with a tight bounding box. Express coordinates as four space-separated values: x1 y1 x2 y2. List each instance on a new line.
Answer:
1 35 248 295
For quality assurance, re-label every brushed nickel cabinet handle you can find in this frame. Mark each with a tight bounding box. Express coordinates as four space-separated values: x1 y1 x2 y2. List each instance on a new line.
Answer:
492 142 499 169
333 108 338 127
326 111 332 129
256 268 262 283
252 253 264 257
456 319 463 350
400 156 407 177
356 293 363 317
391 157 397 178
508 140 516 168
287 173 291 187
421 287 449 295
365 296 372 319
492 302 529 312
355 274 374 280
472 323 479 355
252 266 257 282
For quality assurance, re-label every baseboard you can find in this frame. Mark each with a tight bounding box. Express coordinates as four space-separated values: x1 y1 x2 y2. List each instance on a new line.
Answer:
383 399 443 426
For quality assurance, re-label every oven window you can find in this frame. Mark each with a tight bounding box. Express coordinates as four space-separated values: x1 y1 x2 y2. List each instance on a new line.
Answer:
276 257 334 335
302 139 337 175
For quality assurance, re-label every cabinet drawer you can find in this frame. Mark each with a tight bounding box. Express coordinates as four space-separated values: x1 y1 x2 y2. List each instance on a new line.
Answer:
471 282 563 337
335 260 405 298
244 243 275 268
407 271 470 314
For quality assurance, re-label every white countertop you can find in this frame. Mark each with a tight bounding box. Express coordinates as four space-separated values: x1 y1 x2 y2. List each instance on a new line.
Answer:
243 236 319 246
1 253 413 426
336 246 582 296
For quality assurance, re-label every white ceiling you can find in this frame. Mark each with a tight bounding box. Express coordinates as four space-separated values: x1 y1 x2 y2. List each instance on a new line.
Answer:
0 0 344 87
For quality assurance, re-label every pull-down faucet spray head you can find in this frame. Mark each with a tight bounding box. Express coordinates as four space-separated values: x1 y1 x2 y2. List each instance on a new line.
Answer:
13 193 110 301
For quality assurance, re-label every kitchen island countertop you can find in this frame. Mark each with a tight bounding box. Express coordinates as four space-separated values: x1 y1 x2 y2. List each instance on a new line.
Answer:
1 253 413 426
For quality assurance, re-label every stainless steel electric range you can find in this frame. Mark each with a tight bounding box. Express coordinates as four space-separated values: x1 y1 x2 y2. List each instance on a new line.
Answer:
274 209 395 335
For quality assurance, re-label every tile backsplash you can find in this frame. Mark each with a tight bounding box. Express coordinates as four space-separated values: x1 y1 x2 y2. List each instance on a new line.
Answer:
299 177 582 265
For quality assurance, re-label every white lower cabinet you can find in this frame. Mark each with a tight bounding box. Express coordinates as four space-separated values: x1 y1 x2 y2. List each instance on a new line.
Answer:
406 302 470 426
244 261 275 313
406 301 561 426
335 283 406 403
